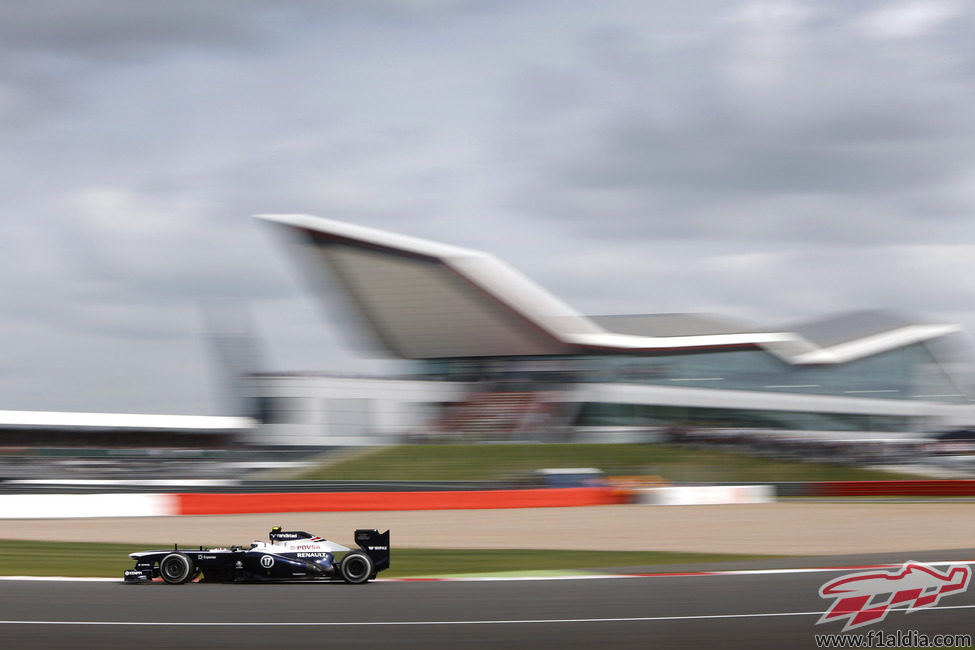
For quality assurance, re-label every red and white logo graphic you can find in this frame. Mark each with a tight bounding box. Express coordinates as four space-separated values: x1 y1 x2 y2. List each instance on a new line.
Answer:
817 561 970 631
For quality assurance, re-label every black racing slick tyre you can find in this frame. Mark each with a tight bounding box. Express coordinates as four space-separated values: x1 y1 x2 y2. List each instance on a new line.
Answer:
340 552 374 584
159 553 195 585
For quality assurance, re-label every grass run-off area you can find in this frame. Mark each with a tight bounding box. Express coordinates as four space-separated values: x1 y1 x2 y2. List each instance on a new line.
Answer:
0 539 779 579
296 443 920 482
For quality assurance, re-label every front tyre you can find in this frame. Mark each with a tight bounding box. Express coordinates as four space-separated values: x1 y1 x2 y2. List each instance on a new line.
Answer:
339 552 374 584
159 553 195 584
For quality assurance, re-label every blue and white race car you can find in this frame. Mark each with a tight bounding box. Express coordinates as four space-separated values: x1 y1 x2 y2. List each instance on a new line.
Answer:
124 526 390 585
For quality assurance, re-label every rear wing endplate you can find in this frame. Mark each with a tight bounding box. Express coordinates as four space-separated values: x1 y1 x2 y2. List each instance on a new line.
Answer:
354 529 390 572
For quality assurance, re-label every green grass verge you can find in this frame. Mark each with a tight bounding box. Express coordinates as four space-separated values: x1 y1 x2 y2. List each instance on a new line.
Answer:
379 549 780 577
0 539 777 578
295 443 921 482
0 540 144 577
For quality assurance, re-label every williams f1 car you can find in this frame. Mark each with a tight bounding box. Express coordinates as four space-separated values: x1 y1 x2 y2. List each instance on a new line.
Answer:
123 526 390 584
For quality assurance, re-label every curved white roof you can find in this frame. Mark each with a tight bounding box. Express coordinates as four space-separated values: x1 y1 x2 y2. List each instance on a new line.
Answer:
258 214 960 364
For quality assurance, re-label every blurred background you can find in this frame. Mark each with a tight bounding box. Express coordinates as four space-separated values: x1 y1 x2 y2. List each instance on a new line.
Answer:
4 1 975 485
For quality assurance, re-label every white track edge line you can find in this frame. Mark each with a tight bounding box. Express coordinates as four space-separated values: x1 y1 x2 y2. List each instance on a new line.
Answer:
6 605 975 626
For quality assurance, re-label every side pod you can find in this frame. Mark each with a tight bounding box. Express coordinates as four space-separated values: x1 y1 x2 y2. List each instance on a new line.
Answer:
354 529 390 573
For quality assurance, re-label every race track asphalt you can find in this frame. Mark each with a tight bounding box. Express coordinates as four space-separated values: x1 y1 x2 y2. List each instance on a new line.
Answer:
4 555 975 650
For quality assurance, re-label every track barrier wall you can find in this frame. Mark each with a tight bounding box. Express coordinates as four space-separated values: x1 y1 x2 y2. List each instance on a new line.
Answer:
0 493 178 519
632 485 774 505
807 480 975 497
6 480 975 518
0 487 624 518
176 487 625 515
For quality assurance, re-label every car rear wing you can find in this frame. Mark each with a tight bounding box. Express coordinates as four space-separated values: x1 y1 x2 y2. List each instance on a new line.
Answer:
354 529 390 572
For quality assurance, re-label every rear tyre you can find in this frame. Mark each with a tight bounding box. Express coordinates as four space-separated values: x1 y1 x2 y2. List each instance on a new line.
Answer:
340 552 373 584
159 553 194 585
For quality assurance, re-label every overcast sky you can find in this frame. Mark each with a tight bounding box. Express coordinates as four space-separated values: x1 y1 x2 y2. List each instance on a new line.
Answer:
3 0 975 415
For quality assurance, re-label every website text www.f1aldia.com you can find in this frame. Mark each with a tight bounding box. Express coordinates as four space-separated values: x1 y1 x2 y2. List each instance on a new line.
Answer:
814 629 972 648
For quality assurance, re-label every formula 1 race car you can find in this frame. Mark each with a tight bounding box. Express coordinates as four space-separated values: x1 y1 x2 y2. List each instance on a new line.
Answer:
123 526 390 585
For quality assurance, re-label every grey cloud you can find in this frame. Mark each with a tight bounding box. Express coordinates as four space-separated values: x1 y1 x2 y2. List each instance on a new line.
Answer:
500 3 975 251
0 3 276 60
5 0 975 413
0 1 499 61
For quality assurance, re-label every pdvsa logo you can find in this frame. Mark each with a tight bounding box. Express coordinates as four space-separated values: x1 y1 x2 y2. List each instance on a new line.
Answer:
817 561 970 631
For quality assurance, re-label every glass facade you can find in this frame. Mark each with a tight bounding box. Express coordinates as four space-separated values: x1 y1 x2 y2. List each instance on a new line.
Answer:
572 402 922 432
419 343 967 404
416 342 969 432
583 345 966 403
